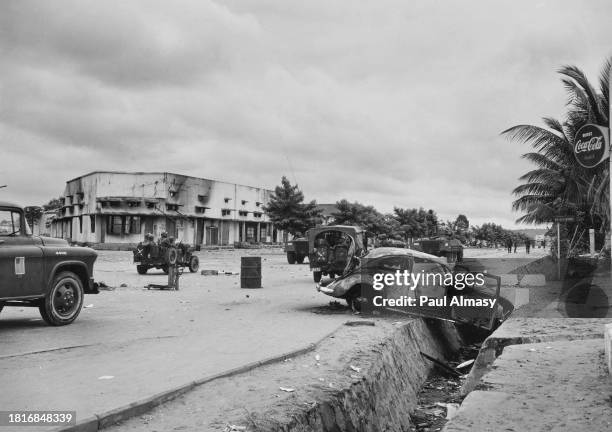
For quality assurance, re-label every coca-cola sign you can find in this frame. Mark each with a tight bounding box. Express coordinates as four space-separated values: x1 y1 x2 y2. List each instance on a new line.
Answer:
574 124 609 169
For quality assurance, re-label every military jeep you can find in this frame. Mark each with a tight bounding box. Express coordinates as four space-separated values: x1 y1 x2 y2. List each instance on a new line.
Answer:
133 235 199 274
0 201 98 326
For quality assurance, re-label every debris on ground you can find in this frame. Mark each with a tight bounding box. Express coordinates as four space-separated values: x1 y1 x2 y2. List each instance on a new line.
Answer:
97 281 116 291
279 387 295 392
345 320 376 327
84 304 94 308
455 359 474 369
349 365 361 373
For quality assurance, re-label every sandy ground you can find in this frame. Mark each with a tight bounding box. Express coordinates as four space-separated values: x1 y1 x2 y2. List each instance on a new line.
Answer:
0 248 358 431
0 246 551 431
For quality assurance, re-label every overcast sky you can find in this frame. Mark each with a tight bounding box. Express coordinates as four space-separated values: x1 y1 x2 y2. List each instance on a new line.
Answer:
1 0 611 228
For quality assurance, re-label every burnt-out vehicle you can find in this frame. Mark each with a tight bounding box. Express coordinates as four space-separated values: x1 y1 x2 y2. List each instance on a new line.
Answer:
307 225 367 283
316 247 512 330
0 201 98 326
284 237 309 264
413 235 464 263
133 234 199 274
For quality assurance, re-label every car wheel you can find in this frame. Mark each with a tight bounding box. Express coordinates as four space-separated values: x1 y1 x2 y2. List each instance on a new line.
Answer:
189 256 200 273
313 271 322 283
39 271 84 326
136 265 148 275
287 252 296 264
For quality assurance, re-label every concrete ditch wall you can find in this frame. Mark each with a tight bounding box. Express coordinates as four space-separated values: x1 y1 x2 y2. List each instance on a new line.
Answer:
271 319 462 432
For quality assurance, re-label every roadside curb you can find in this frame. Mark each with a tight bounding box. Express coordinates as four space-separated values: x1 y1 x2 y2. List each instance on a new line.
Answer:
52 326 341 432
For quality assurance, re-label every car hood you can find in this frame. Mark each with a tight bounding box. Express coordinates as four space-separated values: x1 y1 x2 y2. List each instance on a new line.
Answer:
39 236 70 247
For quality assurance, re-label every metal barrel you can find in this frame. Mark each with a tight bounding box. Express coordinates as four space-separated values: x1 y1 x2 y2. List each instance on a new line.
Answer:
240 256 262 288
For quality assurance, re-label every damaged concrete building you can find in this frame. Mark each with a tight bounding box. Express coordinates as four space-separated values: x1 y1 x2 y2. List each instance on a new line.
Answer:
49 171 281 247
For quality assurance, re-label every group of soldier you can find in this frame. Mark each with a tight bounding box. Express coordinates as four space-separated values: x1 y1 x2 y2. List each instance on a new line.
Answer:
505 237 532 254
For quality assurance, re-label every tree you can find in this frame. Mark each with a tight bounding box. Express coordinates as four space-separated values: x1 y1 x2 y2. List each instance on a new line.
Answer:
263 177 322 239
43 197 63 211
454 214 469 232
24 206 43 230
503 59 610 235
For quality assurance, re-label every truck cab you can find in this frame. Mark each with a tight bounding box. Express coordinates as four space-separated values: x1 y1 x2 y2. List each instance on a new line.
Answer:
0 201 98 325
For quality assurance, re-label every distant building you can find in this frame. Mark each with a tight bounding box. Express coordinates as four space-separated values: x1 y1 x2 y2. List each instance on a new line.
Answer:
49 171 283 247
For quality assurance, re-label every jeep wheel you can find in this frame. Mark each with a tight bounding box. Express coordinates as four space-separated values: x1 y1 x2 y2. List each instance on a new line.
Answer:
39 271 84 326
189 256 200 273
313 271 322 283
161 265 169 274
136 265 148 275
287 252 296 264
166 247 178 265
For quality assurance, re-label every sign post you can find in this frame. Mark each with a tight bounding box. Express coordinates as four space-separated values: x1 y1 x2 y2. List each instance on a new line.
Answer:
572 122 610 270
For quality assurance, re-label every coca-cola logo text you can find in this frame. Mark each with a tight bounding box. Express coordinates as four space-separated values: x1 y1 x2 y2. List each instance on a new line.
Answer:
574 136 603 154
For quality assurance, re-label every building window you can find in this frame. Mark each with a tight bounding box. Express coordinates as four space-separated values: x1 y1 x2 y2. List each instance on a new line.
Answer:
255 201 262 207
253 212 262 218
238 210 248 217
90 216 96 233
195 206 208 214
108 216 123 235
128 201 140 208
241 200 248 205
166 204 179 211
224 198 231 203
146 202 156 209
110 201 120 208
125 216 141 234
246 226 255 242
221 209 231 216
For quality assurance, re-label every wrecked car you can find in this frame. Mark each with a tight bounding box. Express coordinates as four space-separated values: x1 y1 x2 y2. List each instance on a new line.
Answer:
133 233 199 274
0 201 99 325
307 225 367 283
316 247 512 330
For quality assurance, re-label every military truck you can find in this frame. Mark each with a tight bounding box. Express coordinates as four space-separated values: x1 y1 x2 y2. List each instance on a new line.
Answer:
0 201 99 325
284 237 309 264
307 225 367 283
412 235 464 263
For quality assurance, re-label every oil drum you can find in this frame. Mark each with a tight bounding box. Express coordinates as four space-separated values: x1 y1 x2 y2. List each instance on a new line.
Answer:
240 256 262 288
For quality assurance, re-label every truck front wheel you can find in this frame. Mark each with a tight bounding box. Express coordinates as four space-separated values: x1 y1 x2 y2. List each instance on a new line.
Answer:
287 252 296 264
39 271 84 326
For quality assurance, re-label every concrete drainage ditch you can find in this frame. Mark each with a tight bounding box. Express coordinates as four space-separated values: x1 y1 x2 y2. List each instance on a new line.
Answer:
102 318 493 432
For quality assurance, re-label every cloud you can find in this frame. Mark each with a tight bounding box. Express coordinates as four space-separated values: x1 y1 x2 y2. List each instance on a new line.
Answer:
1 0 611 229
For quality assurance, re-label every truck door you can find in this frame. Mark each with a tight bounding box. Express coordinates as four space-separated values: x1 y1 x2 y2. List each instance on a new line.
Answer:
0 209 44 298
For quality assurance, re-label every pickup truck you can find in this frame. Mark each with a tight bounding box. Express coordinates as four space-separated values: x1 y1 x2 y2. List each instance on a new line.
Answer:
0 201 98 325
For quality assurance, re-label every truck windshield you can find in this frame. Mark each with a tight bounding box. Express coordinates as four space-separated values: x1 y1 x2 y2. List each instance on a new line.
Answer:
0 210 24 236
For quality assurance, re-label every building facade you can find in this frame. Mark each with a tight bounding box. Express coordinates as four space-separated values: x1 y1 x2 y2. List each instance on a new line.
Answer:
49 172 281 246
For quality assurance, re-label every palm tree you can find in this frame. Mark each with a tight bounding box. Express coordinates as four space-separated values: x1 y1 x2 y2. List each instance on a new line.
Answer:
503 59 610 233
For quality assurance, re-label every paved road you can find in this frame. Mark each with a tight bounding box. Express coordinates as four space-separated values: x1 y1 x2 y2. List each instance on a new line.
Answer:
0 249 350 430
